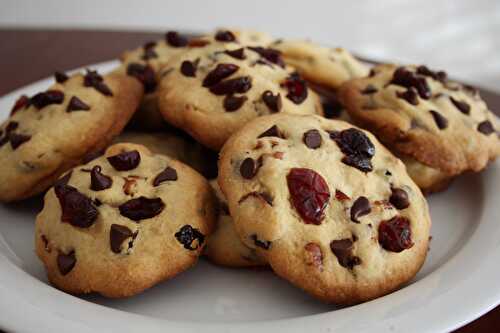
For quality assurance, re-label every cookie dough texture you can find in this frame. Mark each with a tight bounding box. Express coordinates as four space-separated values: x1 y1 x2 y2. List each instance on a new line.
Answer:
0 71 143 202
218 114 431 304
35 143 216 297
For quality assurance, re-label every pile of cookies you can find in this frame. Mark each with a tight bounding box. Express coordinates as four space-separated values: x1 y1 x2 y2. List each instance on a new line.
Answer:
2 28 498 305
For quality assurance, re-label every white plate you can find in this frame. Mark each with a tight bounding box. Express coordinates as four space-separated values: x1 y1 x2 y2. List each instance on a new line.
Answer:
0 61 499 333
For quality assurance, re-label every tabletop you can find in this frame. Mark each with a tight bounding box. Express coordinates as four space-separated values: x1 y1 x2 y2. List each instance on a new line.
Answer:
0 28 498 333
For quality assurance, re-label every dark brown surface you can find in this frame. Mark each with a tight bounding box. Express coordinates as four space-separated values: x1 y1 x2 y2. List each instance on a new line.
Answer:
0 28 498 332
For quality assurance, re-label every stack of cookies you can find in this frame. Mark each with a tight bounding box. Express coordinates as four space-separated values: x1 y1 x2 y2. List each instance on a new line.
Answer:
2 28 498 304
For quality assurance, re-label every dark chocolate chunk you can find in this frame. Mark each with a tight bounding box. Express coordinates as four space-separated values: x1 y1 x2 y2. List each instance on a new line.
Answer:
247 47 285 68
90 165 112 191
258 125 281 138
153 166 178 186
215 30 236 42
477 120 495 135
396 88 419 105
223 94 247 111
449 97 470 115
390 67 431 99
119 196 165 221
262 90 282 112
9 133 31 149
180 59 199 77
110 224 133 253
225 48 246 60
303 129 322 149
57 251 76 275
54 71 69 83
240 157 258 179
202 63 239 87
361 85 377 94
165 31 188 47
330 128 375 172
175 225 205 250
54 184 98 228
67 96 90 112
330 239 361 269
350 196 371 223
107 150 141 171
209 76 252 95
31 90 65 109
251 234 271 250
126 63 157 93
429 110 448 129
84 70 113 96
389 187 410 209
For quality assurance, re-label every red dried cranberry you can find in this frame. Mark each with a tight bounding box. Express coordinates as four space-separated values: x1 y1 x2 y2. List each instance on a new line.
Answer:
287 168 331 225
90 165 112 191
67 96 90 112
54 184 98 228
110 224 133 253
378 216 413 252
248 47 285 68
202 63 239 87
165 31 188 47
107 150 141 171
224 95 247 112
281 73 308 104
209 76 252 95
175 225 205 250
10 95 30 115
225 48 246 60
262 91 282 112
31 90 65 109
119 196 165 221
126 63 156 93
180 59 200 77
335 189 350 201
84 70 113 96
54 71 69 83
429 110 448 129
477 120 495 135
57 251 76 275
449 97 470 115
330 128 375 172
215 30 236 42
153 166 178 186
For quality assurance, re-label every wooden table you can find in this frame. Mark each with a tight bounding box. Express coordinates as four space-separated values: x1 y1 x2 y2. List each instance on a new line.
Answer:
0 28 498 332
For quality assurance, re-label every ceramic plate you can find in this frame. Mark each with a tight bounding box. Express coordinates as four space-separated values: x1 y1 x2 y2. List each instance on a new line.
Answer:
0 61 499 333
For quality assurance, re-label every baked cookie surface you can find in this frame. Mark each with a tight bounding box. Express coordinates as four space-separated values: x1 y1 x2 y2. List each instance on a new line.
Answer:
0 70 142 202
218 114 431 304
157 43 322 150
338 64 500 176
35 143 216 297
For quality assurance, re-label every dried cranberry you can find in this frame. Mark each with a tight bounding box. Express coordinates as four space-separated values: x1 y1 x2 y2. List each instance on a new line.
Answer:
202 63 239 87
67 96 90 112
224 95 247 111
110 224 133 253
10 95 30 115
396 88 419 105
429 110 448 129
84 70 113 96
215 30 236 42
127 63 156 93
9 133 31 149
175 225 205 250
262 90 282 112
303 129 322 149
251 234 271 250
350 196 371 223
330 128 375 172
165 31 189 47
287 168 330 225
119 196 165 221
107 150 141 171
90 165 112 191
335 189 350 201
281 73 308 104
57 251 76 275
390 67 431 99
54 184 98 228
330 239 361 269
153 166 178 186
361 85 377 94
180 59 199 77
248 47 285 67
304 243 323 269
450 97 470 115
416 65 447 83
378 216 413 252
54 71 69 83
258 125 282 138
477 120 495 135
225 48 246 60
31 90 65 109
389 187 410 209
209 76 252 95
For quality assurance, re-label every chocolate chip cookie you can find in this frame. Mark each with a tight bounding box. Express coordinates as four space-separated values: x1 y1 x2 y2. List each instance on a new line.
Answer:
157 43 322 150
218 114 431 304
271 40 369 90
205 180 266 267
0 70 143 202
338 64 500 180
35 143 216 297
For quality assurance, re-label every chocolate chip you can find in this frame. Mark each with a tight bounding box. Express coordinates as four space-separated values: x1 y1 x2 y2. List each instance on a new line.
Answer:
118 196 165 221
389 187 410 209
54 184 98 228
281 73 308 104
247 47 285 68
202 63 239 87
10 95 30 115
450 97 470 115
224 94 247 111
390 67 431 99
258 125 282 138
126 63 157 93
262 91 282 113
215 30 236 42
142 47 158 60
251 234 271 250
54 71 69 83
303 129 322 149
0 122 19 147
225 48 246 60
209 76 252 95
31 90 65 109
107 150 141 171
57 251 76 275
416 65 447 83
429 110 448 129
54 171 72 187
110 224 133 253
396 88 419 105
350 196 371 223
84 70 113 96
175 225 205 250
361 85 377 94
143 41 157 49
322 100 343 119
67 96 90 112
153 166 178 186
180 59 200 77
5 121 18 132
90 165 112 191
330 239 361 269
165 31 188 47
9 133 31 149
477 120 495 135
240 158 258 179
330 128 375 172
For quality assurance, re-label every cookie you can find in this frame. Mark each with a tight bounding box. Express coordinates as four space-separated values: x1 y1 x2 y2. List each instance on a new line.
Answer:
205 180 266 267
113 131 218 178
35 143 216 297
338 64 500 177
218 114 431 304
0 70 143 202
157 43 323 150
271 40 369 90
